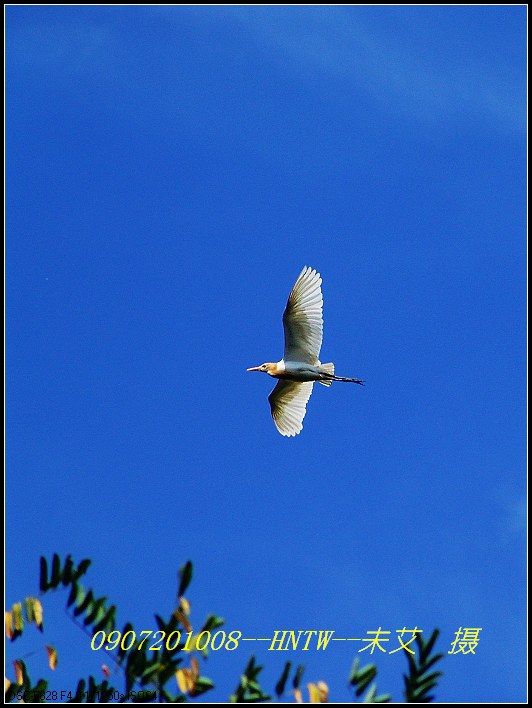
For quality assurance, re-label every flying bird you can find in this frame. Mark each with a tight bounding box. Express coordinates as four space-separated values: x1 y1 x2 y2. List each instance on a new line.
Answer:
247 266 364 436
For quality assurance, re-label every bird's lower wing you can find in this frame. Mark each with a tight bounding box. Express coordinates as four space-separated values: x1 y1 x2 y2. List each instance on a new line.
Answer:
268 380 314 437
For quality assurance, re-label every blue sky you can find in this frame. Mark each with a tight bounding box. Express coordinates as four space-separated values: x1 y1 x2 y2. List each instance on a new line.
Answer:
6 5 526 703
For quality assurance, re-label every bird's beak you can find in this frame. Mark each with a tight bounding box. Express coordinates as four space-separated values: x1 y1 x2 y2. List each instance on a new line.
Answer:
247 366 261 372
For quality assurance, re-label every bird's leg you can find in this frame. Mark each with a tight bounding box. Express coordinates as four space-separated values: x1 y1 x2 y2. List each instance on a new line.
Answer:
333 375 365 385
317 371 365 385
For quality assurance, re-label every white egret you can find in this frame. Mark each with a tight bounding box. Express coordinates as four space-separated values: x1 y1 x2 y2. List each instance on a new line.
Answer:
247 266 363 436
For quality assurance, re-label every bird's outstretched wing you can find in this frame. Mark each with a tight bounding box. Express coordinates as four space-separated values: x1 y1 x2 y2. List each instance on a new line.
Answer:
282 266 323 364
268 380 314 437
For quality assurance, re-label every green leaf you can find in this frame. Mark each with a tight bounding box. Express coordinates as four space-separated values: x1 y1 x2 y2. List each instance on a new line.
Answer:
363 684 377 702
201 614 225 633
275 661 291 697
50 554 61 588
355 667 377 697
157 659 182 686
372 693 392 703
166 611 179 633
29 678 49 700
349 660 378 697
99 680 113 703
419 630 439 664
349 657 360 684
126 642 146 675
73 589 94 617
140 663 162 681
405 651 417 676
62 556 74 586
362 684 392 704
5 684 17 702
73 559 92 582
419 653 445 674
39 557 48 592
86 675 98 702
83 596 107 627
93 606 116 634
194 676 215 695
117 623 135 661
293 664 305 689
154 614 167 632
68 584 84 611
404 628 444 703
177 561 193 598
415 672 443 691
68 680 86 703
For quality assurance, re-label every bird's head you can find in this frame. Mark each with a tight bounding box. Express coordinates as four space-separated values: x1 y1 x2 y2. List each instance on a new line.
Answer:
247 363 276 375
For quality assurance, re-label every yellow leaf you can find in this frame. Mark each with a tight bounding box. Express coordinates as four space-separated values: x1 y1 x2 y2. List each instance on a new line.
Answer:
190 656 200 679
12 604 23 632
317 682 329 703
46 646 58 670
176 668 195 694
5 677 11 693
31 599 44 629
175 609 192 633
5 612 13 640
294 688 303 703
179 597 191 616
13 660 24 686
308 683 320 703
307 682 328 703
182 633 200 652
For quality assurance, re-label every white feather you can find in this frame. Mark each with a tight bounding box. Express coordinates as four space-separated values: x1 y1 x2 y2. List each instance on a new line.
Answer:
282 266 323 364
268 380 314 437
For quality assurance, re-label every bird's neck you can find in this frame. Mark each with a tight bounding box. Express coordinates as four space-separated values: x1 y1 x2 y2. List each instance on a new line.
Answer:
268 360 286 376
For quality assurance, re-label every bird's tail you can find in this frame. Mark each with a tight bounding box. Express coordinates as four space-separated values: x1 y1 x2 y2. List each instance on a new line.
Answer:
318 362 364 386
317 362 335 386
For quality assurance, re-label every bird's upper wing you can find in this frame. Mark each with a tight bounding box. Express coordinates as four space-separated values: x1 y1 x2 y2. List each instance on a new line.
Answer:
268 380 314 437
282 266 323 364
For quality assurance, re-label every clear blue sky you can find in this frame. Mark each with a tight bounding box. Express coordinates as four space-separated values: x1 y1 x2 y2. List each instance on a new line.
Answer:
6 6 526 703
